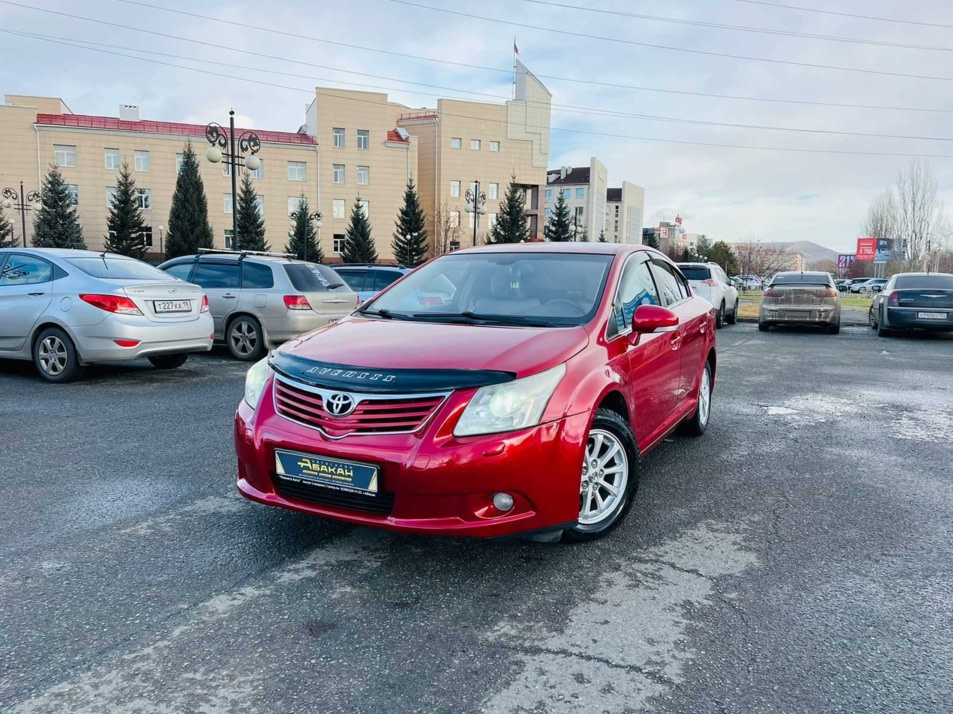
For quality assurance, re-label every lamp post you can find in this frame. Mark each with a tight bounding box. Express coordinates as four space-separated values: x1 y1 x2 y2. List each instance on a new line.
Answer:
570 214 584 242
205 109 261 246
463 180 487 247
157 225 165 260
289 208 322 262
1 182 41 247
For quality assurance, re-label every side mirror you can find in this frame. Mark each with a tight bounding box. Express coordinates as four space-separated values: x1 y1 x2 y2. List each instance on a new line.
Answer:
631 304 679 334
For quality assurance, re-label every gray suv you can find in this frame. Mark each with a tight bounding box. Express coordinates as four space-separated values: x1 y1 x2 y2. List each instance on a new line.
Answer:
158 251 357 360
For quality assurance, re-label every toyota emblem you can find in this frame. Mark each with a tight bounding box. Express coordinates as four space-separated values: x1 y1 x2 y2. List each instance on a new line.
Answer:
326 392 356 417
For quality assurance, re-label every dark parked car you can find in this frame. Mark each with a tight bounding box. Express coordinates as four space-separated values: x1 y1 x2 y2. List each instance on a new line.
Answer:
868 272 953 336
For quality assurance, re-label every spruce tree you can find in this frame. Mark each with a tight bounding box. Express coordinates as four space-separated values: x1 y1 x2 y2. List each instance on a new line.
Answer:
166 142 213 258
0 204 16 248
236 171 268 251
32 165 85 249
104 162 147 259
598 228 608 243
391 178 428 267
489 174 530 244
286 195 322 262
544 190 572 242
341 196 378 263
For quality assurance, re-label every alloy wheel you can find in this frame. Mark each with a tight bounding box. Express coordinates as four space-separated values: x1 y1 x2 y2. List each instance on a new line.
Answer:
697 364 712 428
579 429 629 526
230 321 258 357
38 336 68 376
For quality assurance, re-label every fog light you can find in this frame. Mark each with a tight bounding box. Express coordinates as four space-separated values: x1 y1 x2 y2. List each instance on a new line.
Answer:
492 492 514 512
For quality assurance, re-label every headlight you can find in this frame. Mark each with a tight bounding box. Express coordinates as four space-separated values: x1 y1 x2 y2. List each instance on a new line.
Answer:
454 363 566 437
244 357 273 409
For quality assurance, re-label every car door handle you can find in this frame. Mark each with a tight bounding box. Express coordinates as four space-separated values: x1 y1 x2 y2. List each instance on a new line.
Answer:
222 294 237 299
28 292 46 297
670 335 683 351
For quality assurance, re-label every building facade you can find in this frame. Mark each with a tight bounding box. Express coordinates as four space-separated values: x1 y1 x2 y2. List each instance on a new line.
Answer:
544 157 607 243
604 181 645 244
1 95 318 258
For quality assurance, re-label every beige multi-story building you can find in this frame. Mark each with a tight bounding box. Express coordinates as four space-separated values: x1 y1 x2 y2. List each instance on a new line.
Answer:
544 157 608 243
1 94 319 257
605 182 645 244
2 64 551 261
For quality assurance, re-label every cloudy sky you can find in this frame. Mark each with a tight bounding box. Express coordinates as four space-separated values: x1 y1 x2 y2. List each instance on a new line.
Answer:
2 0 953 253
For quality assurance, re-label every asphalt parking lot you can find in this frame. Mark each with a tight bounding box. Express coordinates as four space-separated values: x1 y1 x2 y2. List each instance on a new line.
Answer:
2 325 952 714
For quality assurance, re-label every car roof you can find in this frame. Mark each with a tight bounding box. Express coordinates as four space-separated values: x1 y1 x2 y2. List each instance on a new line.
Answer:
0 248 135 259
333 264 408 271
675 262 715 268
456 243 650 257
773 271 830 278
891 271 953 277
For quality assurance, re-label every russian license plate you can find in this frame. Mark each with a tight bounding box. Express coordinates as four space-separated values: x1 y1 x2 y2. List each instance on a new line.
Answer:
154 300 191 313
787 312 809 320
917 312 947 320
274 449 379 496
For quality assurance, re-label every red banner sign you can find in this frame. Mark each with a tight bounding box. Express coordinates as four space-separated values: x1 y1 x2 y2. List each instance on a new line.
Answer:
856 238 877 261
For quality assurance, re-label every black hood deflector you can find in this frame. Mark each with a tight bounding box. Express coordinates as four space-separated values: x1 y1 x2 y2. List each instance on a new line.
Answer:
269 352 515 394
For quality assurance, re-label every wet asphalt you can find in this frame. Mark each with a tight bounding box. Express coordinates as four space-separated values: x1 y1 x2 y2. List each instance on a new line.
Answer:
1 324 951 714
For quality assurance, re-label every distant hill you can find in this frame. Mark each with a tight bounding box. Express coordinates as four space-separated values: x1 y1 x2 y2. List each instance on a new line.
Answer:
733 240 838 267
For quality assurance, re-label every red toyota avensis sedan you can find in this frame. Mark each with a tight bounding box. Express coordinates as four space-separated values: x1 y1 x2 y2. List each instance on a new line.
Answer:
235 244 716 542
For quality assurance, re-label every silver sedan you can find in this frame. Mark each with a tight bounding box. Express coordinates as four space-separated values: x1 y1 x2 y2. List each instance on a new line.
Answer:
0 248 213 382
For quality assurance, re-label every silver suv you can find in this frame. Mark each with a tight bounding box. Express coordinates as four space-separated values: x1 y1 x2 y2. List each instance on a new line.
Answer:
158 250 357 360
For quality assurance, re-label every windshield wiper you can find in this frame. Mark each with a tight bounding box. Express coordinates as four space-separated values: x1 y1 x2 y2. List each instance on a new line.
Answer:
411 311 553 327
357 308 414 320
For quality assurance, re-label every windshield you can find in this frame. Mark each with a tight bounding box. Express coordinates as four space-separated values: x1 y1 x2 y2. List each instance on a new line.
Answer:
65 257 173 281
895 275 953 290
679 266 712 281
283 263 350 292
363 252 614 327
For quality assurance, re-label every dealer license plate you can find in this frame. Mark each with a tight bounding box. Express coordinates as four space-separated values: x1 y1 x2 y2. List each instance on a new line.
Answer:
917 312 947 320
154 300 191 313
274 449 379 495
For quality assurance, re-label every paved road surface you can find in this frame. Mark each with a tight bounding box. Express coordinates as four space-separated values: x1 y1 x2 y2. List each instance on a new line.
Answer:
2 325 951 713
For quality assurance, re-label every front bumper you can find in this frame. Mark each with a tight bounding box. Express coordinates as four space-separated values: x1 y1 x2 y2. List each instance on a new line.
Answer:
234 381 590 538
72 313 214 363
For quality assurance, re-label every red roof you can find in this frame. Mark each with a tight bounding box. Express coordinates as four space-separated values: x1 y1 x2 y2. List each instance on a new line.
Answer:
387 129 410 143
35 113 316 146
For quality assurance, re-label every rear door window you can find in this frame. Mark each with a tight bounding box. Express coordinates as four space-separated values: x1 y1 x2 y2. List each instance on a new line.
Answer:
649 260 686 306
163 262 194 281
284 263 350 292
371 269 402 291
0 255 53 286
192 262 240 289
336 269 367 292
242 262 275 289
679 266 711 281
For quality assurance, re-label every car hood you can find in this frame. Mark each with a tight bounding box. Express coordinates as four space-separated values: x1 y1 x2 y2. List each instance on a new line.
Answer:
276 317 589 387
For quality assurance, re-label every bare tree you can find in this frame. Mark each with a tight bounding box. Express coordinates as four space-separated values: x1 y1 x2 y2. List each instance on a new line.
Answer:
860 189 899 243
432 201 461 257
733 241 790 279
896 159 942 267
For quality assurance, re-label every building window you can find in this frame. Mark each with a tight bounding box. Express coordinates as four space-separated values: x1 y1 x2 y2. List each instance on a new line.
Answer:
175 153 186 173
576 188 585 199
545 189 552 200
357 166 369 185
224 229 236 250
135 150 150 172
224 194 233 214
136 188 151 210
106 188 117 207
614 221 619 232
488 183 499 200
288 161 307 181
450 137 462 149
224 160 263 179
574 206 584 223
615 206 620 216
358 200 369 218
489 141 500 152
448 241 460 253
562 189 570 200
545 208 552 219
449 210 460 228
488 213 497 229
104 148 121 170
54 145 76 168
64 184 79 206
357 130 369 150
333 127 345 148
288 197 303 216
450 180 461 198
332 164 345 184
333 199 346 219
471 139 481 150
333 234 345 253
140 226 153 247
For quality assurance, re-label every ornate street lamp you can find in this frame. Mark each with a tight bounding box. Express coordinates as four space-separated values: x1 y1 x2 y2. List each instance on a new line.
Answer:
1 182 41 247
289 208 322 262
463 180 487 247
205 109 261 244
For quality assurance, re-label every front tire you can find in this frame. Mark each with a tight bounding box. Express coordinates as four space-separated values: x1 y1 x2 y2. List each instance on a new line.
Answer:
33 327 83 383
682 361 713 437
726 301 737 325
149 354 189 370
564 409 639 543
227 316 265 361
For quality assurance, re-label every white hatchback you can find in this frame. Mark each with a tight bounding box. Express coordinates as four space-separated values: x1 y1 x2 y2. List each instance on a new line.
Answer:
677 262 739 328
